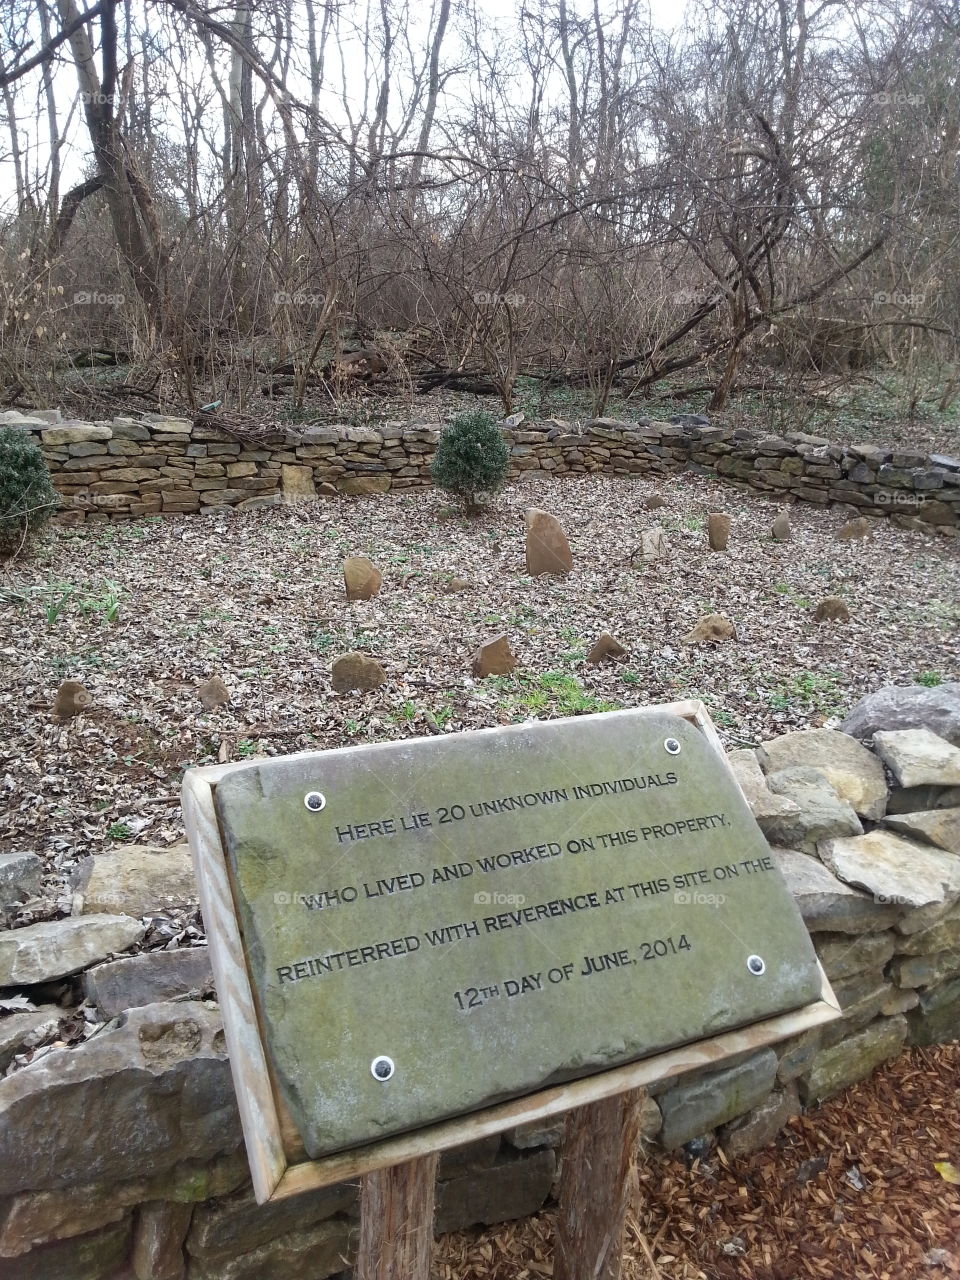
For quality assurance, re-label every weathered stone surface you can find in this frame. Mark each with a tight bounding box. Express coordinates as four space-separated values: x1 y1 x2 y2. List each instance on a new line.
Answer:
74 844 197 917
658 1050 778 1148
813 931 896 981
726 750 800 822
0 852 42 914
434 1148 556 1233
214 713 820 1159
330 652 386 693
342 555 382 601
821 973 895 1045
52 679 93 718
771 510 792 541
775 1026 824 1083
0 914 145 985
707 512 731 550
438 1135 502 1174
524 507 572 575
0 1002 239 1195
801 1017 908 1104
873 728 960 788
0 1153 248 1257
132 1200 192 1280
187 1182 355 1262
761 767 863 851
0 1011 58 1072
887 784 960 815
470 633 516 677
757 729 887 820
586 632 628 664
280 464 316 503
819 830 960 912
338 474 390 495
770 848 900 933
719 1082 800 1158
840 683 960 746
683 613 736 645
892 909 960 956
837 517 871 539
197 676 230 710
889 950 960 989
502 1120 565 1152
188 1219 357 1280
881 988 919 1016
85 948 214 1015
2 1218 133 1280
906 977 960 1045
41 424 112 446
884 807 960 855
813 596 850 622
639 526 669 563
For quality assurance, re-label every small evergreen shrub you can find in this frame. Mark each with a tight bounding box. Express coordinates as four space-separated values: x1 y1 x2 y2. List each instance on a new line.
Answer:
0 427 58 556
430 410 510 514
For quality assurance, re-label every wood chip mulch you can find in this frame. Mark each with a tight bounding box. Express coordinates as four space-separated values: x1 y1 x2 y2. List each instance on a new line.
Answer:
434 1043 960 1280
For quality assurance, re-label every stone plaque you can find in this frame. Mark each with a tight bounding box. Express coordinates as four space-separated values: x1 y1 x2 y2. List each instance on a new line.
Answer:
214 710 821 1159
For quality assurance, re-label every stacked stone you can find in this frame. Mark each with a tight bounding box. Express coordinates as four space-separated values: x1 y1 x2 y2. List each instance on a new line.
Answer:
1 686 959 1278
2 409 957 527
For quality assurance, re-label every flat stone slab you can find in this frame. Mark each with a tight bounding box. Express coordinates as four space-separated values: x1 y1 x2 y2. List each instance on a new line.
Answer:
757 729 887 820
84 947 214 1015
73 844 198 918
0 915 146 985
213 710 822 1158
770 848 900 934
884 807 960 855
819 830 960 912
873 729 960 788
761 767 862 852
0 853 43 914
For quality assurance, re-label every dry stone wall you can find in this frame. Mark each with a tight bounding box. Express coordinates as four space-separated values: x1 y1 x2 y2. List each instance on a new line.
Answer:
2 695 960 1279
2 409 958 529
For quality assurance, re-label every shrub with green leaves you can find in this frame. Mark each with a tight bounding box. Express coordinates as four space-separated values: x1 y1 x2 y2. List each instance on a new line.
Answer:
430 410 510 514
0 428 58 556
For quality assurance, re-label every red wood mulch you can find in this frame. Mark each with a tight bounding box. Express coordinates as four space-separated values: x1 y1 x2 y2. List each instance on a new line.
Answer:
434 1043 960 1280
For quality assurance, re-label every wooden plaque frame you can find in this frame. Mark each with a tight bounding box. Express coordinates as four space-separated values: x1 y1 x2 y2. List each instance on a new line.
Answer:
182 699 841 1204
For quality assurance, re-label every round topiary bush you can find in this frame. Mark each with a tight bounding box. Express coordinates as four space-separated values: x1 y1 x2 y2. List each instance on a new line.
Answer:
430 410 510 514
0 427 58 557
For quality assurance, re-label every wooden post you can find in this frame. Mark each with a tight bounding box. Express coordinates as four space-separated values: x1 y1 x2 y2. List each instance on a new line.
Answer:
554 1087 646 1280
355 1153 439 1280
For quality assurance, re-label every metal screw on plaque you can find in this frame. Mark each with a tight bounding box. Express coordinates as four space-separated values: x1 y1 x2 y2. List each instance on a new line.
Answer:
747 954 766 976
371 1055 395 1081
664 738 681 755
304 791 326 812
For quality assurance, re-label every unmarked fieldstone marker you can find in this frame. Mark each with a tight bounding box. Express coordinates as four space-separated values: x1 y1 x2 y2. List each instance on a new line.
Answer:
707 513 731 551
525 508 572 575
683 613 736 645
52 680 93 718
813 597 850 623
198 676 230 710
471 633 516 677
586 633 628 664
771 510 792 541
343 556 382 601
331 652 387 693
